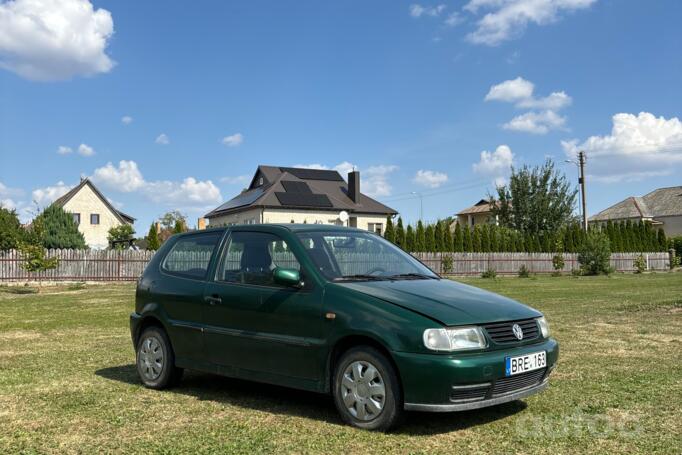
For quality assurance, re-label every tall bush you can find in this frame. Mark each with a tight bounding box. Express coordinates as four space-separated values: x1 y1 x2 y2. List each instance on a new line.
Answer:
35 205 86 249
578 230 612 275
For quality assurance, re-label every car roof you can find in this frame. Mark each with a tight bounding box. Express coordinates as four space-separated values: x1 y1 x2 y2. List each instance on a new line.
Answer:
178 223 369 237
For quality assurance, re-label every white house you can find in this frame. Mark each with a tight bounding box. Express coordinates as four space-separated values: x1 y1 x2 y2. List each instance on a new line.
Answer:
204 165 397 234
52 178 135 249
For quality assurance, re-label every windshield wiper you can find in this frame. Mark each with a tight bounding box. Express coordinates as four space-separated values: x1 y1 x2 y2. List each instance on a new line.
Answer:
387 273 439 280
334 274 388 282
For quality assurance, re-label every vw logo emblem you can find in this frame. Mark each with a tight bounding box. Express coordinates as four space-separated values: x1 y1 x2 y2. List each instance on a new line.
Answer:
512 323 524 340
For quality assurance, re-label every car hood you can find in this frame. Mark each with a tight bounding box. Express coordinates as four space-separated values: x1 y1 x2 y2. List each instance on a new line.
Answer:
336 278 541 326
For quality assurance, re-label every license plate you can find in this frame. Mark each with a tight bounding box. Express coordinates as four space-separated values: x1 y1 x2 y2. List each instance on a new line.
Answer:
505 351 546 376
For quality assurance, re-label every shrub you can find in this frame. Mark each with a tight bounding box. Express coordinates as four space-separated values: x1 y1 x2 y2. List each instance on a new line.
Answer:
571 268 582 277
633 254 647 274
0 206 23 251
481 268 497 279
518 264 530 278
671 255 681 269
552 253 565 273
441 254 454 274
578 230 612 275
35 205 86 249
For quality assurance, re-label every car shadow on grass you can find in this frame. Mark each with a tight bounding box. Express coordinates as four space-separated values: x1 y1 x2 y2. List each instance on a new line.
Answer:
95 364 526 435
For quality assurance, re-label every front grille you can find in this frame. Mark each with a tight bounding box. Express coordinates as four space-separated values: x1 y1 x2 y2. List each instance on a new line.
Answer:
450 385 489 403
482 318 539 343
492 368 546 396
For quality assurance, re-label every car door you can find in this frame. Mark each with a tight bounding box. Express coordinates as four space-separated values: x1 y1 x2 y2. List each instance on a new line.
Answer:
202 229 326 383
156 230 224 365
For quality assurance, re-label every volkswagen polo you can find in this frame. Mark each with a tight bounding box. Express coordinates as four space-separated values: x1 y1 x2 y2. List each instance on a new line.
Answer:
131 224 558 431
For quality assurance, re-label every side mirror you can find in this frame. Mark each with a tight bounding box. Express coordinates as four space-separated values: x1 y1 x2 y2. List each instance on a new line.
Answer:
273 267 302 288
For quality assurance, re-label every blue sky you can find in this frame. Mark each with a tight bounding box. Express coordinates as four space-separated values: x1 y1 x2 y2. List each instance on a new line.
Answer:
1 0 681 232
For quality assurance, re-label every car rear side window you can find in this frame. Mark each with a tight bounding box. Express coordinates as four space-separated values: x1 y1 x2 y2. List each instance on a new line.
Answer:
161 232 223 280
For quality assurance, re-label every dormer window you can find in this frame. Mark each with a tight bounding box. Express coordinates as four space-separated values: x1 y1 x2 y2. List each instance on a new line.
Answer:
258 177 264 186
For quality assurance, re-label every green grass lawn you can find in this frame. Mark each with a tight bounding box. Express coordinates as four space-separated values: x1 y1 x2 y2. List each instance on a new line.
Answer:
1 274 680 454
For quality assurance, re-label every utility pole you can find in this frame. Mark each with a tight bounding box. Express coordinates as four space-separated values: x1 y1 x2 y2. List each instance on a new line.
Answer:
578 151 587 231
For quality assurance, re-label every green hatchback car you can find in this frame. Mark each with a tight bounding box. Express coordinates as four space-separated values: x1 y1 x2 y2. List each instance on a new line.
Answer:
131 224 558 431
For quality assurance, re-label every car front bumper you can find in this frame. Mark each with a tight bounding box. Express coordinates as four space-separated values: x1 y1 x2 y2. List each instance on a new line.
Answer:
393 337 559 412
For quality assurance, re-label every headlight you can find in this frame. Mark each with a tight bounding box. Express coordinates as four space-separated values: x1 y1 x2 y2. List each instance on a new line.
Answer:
537 316 550 338
423 326 487 351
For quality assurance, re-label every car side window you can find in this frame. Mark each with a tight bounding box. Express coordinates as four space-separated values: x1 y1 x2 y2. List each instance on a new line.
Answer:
216 231 301 287
161 232 223 280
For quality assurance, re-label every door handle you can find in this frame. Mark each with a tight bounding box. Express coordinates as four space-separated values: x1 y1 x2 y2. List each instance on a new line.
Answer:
205 295 222 305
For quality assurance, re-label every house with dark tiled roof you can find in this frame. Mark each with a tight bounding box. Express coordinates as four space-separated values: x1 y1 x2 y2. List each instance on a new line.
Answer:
204 166 397 234
589 186 682 237
52 178 135 249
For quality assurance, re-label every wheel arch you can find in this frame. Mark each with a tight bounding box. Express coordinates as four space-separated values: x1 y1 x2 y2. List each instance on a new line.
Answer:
326 334 403 397
133 315 167 347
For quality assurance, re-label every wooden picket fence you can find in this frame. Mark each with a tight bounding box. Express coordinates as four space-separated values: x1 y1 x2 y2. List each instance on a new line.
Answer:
0 249 671 282
412 252 670 276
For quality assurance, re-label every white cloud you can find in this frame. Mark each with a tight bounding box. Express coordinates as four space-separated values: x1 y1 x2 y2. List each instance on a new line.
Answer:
503 110 567 134
145 178 222 206
485 77 534 103
57 145 73 155
292 162 396 197
221 133 244 147
473 145 515 185
485 77 572 134
562 112 682 183
464 0 598 46
413 170 449 188
121 116 133 125
155 133 169 145
363 165 399 198
92 160 145 192
0 181 24 209
220 175 251 185
78 143 95 156
444 12 464 27
31 181 71 207
410 4 447 18
91 160 222 207
0 0 115 81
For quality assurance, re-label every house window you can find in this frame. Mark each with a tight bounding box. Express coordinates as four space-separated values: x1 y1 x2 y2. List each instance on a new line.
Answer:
72 213 81 225
90 214 100 225
368 223 383 235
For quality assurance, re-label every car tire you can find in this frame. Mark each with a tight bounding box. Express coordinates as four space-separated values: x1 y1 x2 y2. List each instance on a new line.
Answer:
333 346 403 431
136 326 183 389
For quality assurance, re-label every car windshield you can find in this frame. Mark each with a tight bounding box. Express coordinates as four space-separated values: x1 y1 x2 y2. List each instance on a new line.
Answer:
296 230 439 281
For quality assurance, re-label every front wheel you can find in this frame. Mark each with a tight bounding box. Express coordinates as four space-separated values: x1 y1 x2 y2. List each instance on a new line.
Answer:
333 346 403 431
136 326 183 389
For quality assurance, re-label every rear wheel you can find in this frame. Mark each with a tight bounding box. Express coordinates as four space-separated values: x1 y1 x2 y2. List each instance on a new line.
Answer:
333 346 402 431
136 326 183 389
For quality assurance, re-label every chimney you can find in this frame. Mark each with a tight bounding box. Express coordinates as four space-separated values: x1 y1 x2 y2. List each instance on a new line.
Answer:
348 171 360 203
197 218 206 230
155 222 161 234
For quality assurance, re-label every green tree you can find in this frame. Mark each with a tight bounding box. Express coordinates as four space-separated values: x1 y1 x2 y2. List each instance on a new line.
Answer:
444 223 454 252
107 224 136 249
415 221 426 252
492 159 578 237
145 223 160 250
395 217 406 249
434 221 444 252
158 211 188 242
173 218 188 234
35 205 86 249
463 225 472 252
0 206 23 251
578 230 612 275
425 224 435 252
472 225 482 252
480 224 491 252
384 216 395 243
18 218 58 278
657 228 667 252
453 223 463 252
489 225 499 252
405 225 415 252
